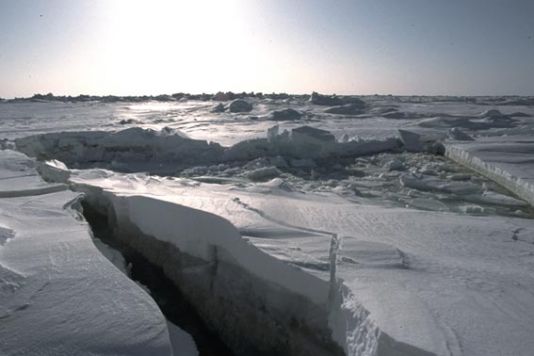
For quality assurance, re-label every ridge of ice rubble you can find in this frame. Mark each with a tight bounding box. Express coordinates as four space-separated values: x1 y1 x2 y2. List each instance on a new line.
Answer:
15 126 402 173
0 150 179 356
19 125 533 219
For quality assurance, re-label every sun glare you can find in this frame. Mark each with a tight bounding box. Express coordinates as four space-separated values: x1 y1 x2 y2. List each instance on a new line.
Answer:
97 0 254 94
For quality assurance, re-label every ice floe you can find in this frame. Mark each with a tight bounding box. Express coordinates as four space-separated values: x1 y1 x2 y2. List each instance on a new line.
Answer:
0 150 176 356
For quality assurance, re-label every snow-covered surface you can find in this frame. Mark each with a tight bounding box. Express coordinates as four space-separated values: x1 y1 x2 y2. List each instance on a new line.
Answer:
2 98 533 146
50 166 534 356
0 150 174 356
2 96 534 355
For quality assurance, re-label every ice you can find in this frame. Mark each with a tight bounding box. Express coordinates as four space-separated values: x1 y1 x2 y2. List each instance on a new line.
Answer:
463 190 529 207
228 99 253 113
0 150 174 355
270 108 302 120
310 92 366 108
17 126 402 176
398 129 446 153
245 166 281 181
405 197 450 211
418 114 517 130
0 225 15 246
446 136 534 206
383 159 405 171
324 103 365 115
38 163 533 356
338 240 407 268
211 102 226 113
509 111 531 117
292 125 337 143
15 128 225 174
400 174 482 194
3 95 534 355
310 91 345 106
448 127 474 141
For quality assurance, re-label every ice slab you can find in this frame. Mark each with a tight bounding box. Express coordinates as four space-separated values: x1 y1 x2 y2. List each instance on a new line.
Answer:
0 150 174 356
446 136 534 206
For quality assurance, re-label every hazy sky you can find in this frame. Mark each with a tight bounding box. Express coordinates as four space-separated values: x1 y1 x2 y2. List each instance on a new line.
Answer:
1 0 533 98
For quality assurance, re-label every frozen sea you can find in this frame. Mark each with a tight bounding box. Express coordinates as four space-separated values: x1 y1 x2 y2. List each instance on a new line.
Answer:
1 94 534 356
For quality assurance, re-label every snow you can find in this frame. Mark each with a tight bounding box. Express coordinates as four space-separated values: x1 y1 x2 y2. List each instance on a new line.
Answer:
2 95 534 355
35 164 533 356
0 150 175 355
324 103 366 115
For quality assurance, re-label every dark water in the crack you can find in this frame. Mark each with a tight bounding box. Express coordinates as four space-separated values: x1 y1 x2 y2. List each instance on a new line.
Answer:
82 201 235 356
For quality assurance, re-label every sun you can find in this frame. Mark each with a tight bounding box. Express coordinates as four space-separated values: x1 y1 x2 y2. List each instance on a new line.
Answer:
96 0 251 94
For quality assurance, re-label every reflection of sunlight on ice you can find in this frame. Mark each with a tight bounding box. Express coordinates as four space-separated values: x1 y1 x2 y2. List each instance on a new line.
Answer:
127 102 184 112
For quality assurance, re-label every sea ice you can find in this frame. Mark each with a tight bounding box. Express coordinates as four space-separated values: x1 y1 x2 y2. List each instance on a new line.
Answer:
0 150 175 356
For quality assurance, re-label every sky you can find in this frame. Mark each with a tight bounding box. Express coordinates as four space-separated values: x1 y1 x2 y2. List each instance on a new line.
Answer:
0 0 533 98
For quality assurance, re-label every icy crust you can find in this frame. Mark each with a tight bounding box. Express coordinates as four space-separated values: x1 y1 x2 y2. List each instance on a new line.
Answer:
0 150 173 356
49 165 534 356
445 136 534 207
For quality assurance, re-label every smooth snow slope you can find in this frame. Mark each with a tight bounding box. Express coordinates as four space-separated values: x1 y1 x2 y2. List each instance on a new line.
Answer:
57 167 534 356
0 150 174 356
